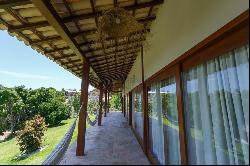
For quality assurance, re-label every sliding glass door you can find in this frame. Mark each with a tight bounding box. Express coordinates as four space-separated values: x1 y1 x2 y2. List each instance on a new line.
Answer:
147 70 181 165
132 89 143 140
183 45 249 165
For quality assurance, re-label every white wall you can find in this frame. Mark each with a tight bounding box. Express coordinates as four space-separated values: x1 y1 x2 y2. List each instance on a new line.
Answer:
124 0 249 94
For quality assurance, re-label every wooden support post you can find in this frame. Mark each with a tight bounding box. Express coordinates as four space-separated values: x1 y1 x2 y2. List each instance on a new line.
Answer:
107 91 110 113
121 93 123 114
129 92 132 126
123 84 126 117
141 46 148 154
76 62 90 156
176 65 188 164
98 85 104 126
123 95 126 117
104 88 107 117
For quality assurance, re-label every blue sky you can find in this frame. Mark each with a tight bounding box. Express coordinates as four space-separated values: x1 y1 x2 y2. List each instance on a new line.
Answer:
0 30 94 91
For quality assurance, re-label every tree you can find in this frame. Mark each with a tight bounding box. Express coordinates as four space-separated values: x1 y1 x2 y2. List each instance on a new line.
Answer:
87 99 99 115
38 99 69 126
110 93 122 111
0 88 24 134
69 92 80 115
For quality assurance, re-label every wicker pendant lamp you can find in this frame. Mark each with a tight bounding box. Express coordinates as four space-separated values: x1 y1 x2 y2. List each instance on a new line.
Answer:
98 7 144 40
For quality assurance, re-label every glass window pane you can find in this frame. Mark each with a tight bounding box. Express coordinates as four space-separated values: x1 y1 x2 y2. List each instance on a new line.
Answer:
148 76 181 165
133 90 143 139
183 44 249 165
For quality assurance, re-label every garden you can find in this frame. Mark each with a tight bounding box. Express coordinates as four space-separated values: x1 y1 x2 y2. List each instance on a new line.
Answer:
0 85 123 165
0 85 81 165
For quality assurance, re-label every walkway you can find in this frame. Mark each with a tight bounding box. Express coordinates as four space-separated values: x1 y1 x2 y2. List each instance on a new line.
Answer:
60 112 150 165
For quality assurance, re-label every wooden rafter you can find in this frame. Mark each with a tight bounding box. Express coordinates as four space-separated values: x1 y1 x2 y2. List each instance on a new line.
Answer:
31 0 101 85
0 0 165 88
0 0 31 9
95 63 133 71
92 56 136 67
63 0 164 23
31 0 86 63
31 36 62 44
87 48 140 59
44 46 70 54
54 54 76 60
83 39 144 54
7 15 154 34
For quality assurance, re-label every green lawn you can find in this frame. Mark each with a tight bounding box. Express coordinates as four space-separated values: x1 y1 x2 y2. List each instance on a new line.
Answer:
0 118 80 165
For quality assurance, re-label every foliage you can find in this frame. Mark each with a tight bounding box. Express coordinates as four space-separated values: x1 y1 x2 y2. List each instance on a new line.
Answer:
16 115 47 154
69 92 80 115
0 88 24 134
0 86 72 135
110 93 122 111
39 99 69 126
87 100 99 115
0 109 8 135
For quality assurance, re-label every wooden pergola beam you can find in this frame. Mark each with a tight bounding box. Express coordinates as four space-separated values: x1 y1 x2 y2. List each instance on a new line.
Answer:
96 61 134 68
97 66 131 73
90 53 136 63
7 15 153 34
87 48 140 59
63 0 163 23
8 21 49 32
125 0 163 10
88 49 139 60
61 59 81 65
54 54 76 60
95 63 133 71
0 0 31 9
97 68 131 75
102 75 124 81
78 32 147 47
99 72 129 78
84 41 143 54
31 36 62 44
44 46 70 54
32 0 101 85
92 56 136 67
31 0 87 63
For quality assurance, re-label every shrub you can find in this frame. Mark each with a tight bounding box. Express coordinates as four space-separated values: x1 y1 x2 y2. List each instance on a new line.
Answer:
16 115 47 154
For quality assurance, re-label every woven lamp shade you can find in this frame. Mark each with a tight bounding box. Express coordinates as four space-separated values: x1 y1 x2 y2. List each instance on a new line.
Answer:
112 80 123 91
98 7 144 39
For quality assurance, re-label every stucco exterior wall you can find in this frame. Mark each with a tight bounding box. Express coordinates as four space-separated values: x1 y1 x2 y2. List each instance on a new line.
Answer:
124 0 249 94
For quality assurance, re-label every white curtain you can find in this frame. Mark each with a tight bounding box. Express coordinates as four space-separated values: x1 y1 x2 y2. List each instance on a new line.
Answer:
149 82 165 164
148 76 180 165
133 91 143 139
183 44 249 165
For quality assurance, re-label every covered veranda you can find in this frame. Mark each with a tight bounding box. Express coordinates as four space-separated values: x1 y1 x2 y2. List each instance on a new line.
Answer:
0 0 249 165
0 0 164 165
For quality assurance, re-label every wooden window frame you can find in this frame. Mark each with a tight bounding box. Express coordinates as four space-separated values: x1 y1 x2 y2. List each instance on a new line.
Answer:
143 10 249 165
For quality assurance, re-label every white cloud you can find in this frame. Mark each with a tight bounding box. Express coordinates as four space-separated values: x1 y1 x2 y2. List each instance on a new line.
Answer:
0 70 56 80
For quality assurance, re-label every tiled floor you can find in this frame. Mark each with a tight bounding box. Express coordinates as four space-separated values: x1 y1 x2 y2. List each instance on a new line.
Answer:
60 112 150 165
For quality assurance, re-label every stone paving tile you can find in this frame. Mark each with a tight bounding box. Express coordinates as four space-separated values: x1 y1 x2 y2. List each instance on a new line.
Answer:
60 112 150 165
